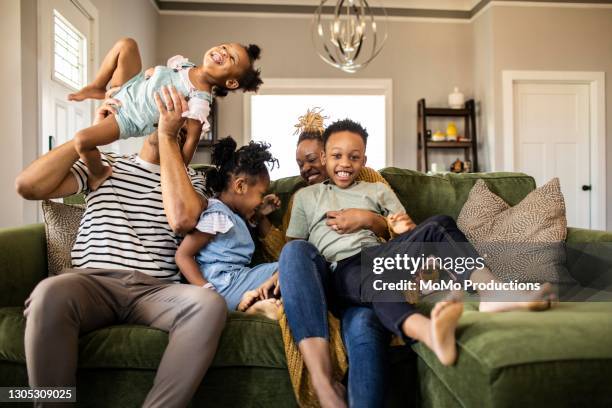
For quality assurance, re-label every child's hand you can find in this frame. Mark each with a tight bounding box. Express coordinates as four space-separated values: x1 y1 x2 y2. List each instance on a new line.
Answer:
387 212 416 235
326 208 372 234
257 194 281 217
93 97 121 125
154 85 188 138
144 67 155 79
257 273 280 299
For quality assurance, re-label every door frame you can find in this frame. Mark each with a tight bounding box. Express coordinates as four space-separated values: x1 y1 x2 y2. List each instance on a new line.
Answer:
37 0 99 155
502 70 606 230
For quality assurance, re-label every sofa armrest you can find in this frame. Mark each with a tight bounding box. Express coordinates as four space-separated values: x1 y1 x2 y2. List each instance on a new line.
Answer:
0 223 48 307
566 227 612 244
565 227 612 291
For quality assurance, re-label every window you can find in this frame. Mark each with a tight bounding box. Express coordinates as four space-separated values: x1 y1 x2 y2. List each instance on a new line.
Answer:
248 80 391 180
53 9 87 90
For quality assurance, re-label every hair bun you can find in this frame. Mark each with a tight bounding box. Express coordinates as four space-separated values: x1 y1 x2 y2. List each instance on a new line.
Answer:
211 136 237 167
294 107 327 135
247 44 261 61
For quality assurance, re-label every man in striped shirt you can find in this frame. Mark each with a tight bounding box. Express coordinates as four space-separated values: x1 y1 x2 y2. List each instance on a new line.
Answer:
15 86 226 407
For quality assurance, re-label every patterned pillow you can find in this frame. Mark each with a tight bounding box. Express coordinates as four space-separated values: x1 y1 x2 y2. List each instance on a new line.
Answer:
42 200 85 276
457 178 571 284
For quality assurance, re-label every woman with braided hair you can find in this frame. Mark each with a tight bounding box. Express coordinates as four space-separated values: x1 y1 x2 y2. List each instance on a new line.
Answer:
175 136 282 319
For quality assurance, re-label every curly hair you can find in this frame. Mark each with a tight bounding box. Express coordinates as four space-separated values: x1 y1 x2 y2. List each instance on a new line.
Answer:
322 118 368 148
205 136 278 195
214 44 263 98
294 107 327 146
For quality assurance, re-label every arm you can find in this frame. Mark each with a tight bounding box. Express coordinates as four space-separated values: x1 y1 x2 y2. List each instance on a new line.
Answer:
15 99 120 200
326 209 390 238
175 230 214 286
155 86 207 234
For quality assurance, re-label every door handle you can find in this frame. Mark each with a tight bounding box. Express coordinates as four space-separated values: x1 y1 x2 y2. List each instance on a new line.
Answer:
582 185 592 191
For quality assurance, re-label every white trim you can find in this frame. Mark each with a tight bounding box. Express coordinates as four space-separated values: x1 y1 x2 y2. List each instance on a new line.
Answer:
502 70 607 230
243 78 394 167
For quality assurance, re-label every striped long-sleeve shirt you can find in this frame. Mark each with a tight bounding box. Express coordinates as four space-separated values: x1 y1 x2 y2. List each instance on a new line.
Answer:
70 152 206 281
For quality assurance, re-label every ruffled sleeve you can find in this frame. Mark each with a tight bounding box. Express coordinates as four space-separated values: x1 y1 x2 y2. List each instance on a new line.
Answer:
195 212 234 235
167 55 190 70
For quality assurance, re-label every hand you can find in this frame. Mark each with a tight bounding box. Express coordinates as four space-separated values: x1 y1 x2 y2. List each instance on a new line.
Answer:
154 85 188 138
256 273 280 300
104 86 121 99
326 208 374 234
144 67 155 79
93 97 121 125
257 194 281 217
387 212 416 235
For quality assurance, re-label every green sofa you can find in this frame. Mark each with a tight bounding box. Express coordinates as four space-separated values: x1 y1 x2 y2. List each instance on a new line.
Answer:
1 168 611 407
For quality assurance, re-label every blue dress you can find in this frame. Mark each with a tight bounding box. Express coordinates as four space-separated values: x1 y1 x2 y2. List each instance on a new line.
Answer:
195 199 278 310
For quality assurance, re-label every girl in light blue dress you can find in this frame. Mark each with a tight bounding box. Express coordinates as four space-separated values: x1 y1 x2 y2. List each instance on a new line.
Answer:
176 136 281 318
68 38 263 191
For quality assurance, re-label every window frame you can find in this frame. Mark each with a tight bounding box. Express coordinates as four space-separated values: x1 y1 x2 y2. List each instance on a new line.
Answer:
243 78 394 169
51 9 88 91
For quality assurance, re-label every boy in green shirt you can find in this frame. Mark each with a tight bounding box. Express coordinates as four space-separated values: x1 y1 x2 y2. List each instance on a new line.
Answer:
280 119 553 407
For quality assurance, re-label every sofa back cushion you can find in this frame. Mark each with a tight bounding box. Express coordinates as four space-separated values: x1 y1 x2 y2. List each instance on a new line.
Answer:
379 168 536 223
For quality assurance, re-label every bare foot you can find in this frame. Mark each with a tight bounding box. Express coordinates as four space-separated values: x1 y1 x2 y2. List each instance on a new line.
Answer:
430 301 463 366
244 298 281 320
479 282 554 313
311 379 347 408
87 165 112 191
68 85 107 101
237 290 259 312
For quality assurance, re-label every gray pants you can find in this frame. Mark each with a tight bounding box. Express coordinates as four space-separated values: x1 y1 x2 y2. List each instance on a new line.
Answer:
24 268 227 408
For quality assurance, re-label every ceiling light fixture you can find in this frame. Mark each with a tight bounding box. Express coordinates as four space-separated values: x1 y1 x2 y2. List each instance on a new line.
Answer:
312 0 388 73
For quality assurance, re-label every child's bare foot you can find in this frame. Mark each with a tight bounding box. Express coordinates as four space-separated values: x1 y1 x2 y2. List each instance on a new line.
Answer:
237 290 259 312
479 282 554 313
68 85 107 101
311 379 347 408
429 300 463 366
244 298 281 320
87 165 112 191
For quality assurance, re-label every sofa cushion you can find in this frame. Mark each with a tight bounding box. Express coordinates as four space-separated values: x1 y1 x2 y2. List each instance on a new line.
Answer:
0 308 286 370
413 302 612 407
379 168 536 223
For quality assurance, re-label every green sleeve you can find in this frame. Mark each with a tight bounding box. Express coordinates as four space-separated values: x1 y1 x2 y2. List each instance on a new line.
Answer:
285 190 309 239
377 182 406 215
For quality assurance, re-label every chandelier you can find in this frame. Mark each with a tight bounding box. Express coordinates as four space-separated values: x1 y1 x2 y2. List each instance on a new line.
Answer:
312 0 388 73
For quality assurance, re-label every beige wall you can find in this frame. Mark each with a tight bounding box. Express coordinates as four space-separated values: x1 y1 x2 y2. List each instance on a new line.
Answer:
90 0 159 155
157 14 475 168
0 0 24 228
477 6 612 230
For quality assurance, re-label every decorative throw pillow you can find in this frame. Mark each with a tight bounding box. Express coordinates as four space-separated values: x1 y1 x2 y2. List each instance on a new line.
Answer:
42 200 85 276
457 178 572 284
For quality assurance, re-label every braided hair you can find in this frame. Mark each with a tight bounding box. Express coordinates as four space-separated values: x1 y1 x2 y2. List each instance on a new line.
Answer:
214 44 263 98
294 107 328 146
205 136 278 195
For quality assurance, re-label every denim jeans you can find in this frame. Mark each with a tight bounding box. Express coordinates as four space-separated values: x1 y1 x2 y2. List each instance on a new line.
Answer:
279 240 390 407
280 215 477 407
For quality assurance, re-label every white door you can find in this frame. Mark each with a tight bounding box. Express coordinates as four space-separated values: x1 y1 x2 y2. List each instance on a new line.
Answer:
39 0 94 154
512 82 590 228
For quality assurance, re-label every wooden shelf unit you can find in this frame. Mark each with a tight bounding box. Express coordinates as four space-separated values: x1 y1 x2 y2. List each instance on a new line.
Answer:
417 98 478 172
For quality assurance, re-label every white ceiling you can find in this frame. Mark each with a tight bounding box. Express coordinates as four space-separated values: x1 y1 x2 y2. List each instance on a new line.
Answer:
159 0 482 11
